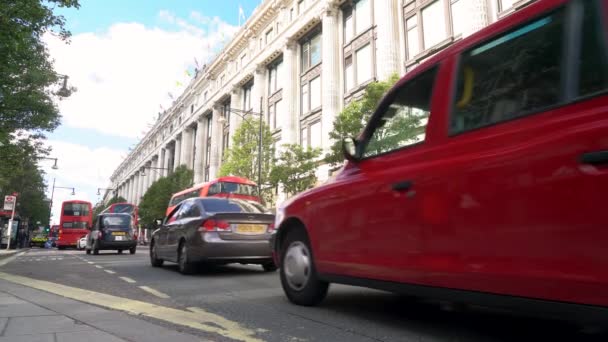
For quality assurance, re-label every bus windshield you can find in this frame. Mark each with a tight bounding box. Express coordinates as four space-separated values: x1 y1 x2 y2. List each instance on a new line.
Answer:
63 203 90 216
112 204 134 214
209 182 257 196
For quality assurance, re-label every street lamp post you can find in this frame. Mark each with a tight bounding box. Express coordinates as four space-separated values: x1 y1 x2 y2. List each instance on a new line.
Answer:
48 178 75 226
55 74 72 98
38 157 58 170
218 98 264 197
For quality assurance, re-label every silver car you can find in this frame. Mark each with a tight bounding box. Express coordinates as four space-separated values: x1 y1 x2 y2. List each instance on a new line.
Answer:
149 198 276 274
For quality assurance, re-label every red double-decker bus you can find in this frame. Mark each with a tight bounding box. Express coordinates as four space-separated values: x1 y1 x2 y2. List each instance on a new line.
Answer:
57 200 92 249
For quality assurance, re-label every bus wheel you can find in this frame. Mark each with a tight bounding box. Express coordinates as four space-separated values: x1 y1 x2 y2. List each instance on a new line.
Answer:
118 250 123 254
129 246 136 255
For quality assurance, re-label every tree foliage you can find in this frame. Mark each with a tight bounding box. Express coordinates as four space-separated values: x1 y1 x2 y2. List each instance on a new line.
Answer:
270 144 321 198
325 74 400 166
138 166 193 225
219 118 274 191
0 0 79 145
0 135 51 226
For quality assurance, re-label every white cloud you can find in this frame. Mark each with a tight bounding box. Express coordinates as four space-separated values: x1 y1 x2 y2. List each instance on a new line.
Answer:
44 140 126 224
44 11 239 139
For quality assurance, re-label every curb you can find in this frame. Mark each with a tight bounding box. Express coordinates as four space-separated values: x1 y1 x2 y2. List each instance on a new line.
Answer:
0 249 26 260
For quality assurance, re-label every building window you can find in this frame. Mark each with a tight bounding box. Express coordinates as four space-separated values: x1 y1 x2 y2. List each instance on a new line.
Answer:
355 0 371 35
190 104 194 114
345 55 354 91
499 0 515 12
268 60 283 94
355 44 373 84
243 83 253 111
422 0 447 49
268 102 277 130
301 31 322 72
300 120 322 148
266 28 273 45
221 101 231 157
205 115 212 181
300 127 308 146
222 131 230 158
259 37 263 50
451 0 470 37
298 0 304 14
221 101 231 126
309 77 321 110
310 121 322 149
204 91 208 102
220 74 225 87
344 6 353 43
301 83 310 114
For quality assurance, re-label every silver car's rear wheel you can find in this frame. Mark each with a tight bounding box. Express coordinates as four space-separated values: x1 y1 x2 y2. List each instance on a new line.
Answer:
284 241 311 291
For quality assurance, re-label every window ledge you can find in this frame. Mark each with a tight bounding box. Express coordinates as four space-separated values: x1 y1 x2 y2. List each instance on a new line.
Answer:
406 36 455 65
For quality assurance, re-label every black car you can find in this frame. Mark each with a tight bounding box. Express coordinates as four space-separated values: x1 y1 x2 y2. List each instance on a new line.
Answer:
86 213 137 255
150 198 276 274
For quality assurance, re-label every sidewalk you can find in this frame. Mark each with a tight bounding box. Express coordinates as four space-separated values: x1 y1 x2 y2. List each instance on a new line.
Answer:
0 278 208 342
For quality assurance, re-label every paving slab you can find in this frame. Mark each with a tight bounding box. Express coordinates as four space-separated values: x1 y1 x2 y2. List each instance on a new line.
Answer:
3 315 93 336
56 330 127 342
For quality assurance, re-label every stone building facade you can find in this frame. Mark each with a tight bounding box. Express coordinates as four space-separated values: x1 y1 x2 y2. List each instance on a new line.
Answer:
108 0 534 206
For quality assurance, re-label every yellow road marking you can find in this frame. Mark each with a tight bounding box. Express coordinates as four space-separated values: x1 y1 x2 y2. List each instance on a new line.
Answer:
119 276 136 284
0 272 264 342
138 286 170 299
104 270 116 274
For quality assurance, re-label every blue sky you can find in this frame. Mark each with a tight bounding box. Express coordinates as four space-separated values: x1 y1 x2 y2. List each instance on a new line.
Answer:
44 0 260 224
57 0 261 35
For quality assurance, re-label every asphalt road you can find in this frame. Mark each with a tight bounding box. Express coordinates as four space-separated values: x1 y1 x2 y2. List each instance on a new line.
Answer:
1 248 605 342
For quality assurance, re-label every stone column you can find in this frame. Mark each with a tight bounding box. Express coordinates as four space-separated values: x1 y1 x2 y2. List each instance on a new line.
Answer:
180 128 194 169
129 175 135 204
152 156 159 183
133 171 140 205
174 136 182 170
163 145 173 177
137 168 150 204
375 0 401 80
125 177 132 203
209 106 222 180
321 1 340 150
159 148 166 178
193 117 206 183
464 0 489 37
252 66 266 118
281 38 298 145
229 86 243 143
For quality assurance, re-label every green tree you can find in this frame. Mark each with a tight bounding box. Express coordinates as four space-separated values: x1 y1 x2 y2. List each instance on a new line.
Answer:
325 74 400 167
0 135 51 226
219 118 274 195
270 144 321 198
138 166 193 225
0 0 80 143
